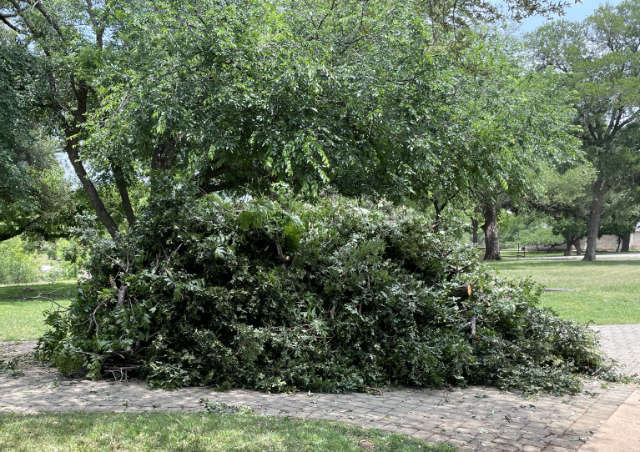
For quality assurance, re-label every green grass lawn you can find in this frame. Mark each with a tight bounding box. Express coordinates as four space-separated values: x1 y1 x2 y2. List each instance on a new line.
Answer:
0 412 451 452
489 259 640 325
0 281 75 341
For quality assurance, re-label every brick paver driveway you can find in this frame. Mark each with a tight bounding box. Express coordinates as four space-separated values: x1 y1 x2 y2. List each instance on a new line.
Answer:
1 328 639 451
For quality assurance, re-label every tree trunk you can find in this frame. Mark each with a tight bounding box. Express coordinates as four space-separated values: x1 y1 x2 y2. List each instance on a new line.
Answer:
574 239 583 255
65 141 118 239
151 136 178 171
482 203 501 260
583 178 606 262
621 233 631 252
471 217 479 245
150 138 178 190
111 162 135 227
564 241 572 256
432 200 445 232
59 80 118 239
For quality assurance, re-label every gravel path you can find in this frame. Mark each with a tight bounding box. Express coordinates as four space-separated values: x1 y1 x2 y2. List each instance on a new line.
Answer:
1 327 639 451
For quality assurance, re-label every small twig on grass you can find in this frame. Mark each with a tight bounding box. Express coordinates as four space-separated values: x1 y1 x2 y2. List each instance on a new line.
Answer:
47 299 69 311
23 287 70 300
23 292 71 312
23 294 53 301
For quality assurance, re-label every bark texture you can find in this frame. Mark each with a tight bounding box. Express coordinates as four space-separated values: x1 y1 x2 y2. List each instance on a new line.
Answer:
111 163 135 227
621 233 631 252
482 203 501 261
65 139 118 239
564 242 573 256
574 239 583 255
584 177 606 262
471 217 479 245
431 199 447 232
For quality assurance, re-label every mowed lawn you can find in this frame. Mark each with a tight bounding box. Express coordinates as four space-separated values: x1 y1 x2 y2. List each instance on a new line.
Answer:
0 281 75 341
489 259 640 325
0 412 451 452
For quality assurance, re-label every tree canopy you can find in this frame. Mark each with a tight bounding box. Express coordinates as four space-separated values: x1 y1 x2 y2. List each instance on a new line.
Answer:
0 0 585 240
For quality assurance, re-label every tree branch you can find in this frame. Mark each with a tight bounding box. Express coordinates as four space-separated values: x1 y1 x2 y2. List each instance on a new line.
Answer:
110 161 135 227
29 0 65 40
611 110 639 136
0 14 22 32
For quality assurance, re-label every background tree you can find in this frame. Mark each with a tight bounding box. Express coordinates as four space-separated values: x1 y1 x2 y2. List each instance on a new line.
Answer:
534 164 595 255
0 0 123 238
600 188 640 252
497 209 563 251
528 0 640 261
82 5 578 263
456 40 578 260
0 32 75 241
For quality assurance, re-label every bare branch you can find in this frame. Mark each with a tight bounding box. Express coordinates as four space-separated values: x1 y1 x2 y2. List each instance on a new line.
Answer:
611 113 639 137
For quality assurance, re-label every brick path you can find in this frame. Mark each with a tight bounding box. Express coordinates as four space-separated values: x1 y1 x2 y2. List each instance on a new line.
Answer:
579 389 640 452
593 324 640 376
2 340 639 451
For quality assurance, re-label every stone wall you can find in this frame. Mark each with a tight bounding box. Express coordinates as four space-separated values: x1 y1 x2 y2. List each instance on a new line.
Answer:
575 232 640 252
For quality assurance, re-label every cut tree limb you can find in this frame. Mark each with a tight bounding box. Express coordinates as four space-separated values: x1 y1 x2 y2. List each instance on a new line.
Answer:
453 284 472 299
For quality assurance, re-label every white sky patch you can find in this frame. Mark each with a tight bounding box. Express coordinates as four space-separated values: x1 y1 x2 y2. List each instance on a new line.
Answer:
511 0 626 35
55 152 80 187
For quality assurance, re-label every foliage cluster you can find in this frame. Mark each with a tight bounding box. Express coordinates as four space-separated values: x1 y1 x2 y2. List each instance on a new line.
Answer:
41 239 82 282
0 238 78 284
498 211 562 249
39 194 610 394
0 34 75 242
0 237 41 284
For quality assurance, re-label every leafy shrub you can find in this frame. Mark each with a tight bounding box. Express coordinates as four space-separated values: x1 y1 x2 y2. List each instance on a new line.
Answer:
0 237 80 284
499 211 563 249
53 238 83 280
0 237 41 284
38 193 612 394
